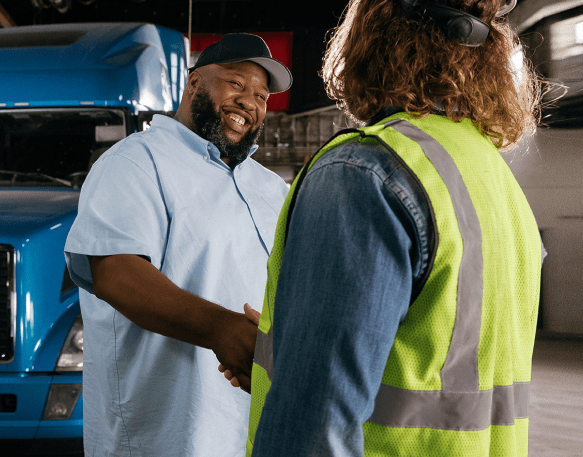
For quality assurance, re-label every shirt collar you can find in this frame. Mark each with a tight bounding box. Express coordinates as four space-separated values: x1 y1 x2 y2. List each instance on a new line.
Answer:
366 106 405 126
206 142 259 169
366 101 453 127
151 114 259 165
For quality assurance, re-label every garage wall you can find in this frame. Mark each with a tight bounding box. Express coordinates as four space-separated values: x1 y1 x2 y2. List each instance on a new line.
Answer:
504 128 583 335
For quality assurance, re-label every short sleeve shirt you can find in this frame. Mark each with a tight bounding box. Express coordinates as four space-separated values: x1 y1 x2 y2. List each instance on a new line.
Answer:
64 114 289 457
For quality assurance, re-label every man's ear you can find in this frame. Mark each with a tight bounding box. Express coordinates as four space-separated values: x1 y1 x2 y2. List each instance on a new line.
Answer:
186 70 200 94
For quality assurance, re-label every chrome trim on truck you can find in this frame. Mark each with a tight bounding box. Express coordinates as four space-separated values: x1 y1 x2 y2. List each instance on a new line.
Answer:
0 244 15 363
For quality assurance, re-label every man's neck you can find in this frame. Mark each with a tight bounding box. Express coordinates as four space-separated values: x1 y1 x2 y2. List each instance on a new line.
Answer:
221 157 238 171
173 111 197 133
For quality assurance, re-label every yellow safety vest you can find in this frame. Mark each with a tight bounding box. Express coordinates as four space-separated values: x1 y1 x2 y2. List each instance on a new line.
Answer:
248 113 542 456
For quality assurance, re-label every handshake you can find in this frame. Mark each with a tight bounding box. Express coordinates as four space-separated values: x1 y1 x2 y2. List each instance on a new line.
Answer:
215 303 261 394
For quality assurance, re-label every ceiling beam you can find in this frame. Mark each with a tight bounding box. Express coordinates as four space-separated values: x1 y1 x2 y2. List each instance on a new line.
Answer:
0 2 16 27
511 0 583 33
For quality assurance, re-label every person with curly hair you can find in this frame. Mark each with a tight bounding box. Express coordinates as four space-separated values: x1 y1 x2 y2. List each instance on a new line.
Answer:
228 1 545 456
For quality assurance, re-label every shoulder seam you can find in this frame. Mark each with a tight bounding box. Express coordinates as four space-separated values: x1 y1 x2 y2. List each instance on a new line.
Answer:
302 152 434 301
103 149 160 191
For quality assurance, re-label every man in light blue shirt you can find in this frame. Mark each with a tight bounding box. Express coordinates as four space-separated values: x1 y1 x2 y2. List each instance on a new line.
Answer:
64 33 292 457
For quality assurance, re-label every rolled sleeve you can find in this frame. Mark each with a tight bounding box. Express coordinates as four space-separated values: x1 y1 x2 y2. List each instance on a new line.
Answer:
64 148 168 292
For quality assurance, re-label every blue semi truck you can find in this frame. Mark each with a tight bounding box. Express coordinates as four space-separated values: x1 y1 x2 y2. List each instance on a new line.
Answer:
0 22 188 454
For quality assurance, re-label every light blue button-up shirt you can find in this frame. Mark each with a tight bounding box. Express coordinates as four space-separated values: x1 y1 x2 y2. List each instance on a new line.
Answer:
65 114 288 457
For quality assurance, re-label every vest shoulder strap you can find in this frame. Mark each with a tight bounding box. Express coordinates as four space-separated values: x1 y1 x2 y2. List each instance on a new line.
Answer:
286 122 438 304
284 127 362 242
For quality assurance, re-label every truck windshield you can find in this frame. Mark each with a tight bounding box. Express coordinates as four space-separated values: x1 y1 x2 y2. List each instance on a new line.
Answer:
0 108 127 187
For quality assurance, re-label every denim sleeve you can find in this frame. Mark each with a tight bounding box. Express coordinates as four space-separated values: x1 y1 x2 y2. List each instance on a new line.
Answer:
252 150 417 457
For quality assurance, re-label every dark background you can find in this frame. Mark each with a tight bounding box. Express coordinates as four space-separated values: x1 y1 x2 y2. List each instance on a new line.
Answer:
0 0 353 114
0 0 528 114
0 0 348 33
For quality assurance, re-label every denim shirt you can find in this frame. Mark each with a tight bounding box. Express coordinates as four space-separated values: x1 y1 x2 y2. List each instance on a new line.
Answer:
251 108 434 456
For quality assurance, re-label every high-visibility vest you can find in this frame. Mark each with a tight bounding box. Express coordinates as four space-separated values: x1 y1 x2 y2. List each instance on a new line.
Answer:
248 112 542 456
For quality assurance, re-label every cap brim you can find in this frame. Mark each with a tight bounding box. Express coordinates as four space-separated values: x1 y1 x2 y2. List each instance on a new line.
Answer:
247 57 292 94
209 56 292 94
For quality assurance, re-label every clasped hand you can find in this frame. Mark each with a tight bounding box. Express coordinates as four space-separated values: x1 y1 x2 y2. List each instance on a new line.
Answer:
216 303 260 394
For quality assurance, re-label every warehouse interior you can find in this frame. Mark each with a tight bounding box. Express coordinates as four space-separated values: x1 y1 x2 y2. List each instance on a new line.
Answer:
0 1 582 456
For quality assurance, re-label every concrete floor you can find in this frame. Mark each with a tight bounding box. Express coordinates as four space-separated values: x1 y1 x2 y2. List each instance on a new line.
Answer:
19 336 583 457
529 336 583 456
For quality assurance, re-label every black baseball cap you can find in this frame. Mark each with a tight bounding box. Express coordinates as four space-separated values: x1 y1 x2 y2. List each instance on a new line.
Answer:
189 33 292 94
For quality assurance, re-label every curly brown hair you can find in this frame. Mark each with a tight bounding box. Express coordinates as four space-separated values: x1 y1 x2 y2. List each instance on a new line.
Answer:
321 0 543 149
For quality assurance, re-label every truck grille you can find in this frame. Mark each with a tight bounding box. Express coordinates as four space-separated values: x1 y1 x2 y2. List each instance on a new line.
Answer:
0 245 15 363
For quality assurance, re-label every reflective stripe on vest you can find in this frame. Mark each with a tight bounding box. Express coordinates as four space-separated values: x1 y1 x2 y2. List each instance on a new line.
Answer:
255 329 530 429
252 118 531 432
387 119 483 393
254 327 273 381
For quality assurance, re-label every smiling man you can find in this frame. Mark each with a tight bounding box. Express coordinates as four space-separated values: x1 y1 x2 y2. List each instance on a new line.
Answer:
182 60 269 166
64 34 292 457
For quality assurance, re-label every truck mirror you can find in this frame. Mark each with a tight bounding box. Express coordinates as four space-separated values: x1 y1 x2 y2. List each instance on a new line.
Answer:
137 111 177 131
95 125 126 142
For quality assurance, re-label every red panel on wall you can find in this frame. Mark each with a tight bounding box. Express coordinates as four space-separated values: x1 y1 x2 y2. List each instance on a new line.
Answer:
186 32 292 112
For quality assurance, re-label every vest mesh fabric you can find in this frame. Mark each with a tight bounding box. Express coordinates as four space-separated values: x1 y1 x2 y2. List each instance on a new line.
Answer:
248 113 541 457
247 130 359 456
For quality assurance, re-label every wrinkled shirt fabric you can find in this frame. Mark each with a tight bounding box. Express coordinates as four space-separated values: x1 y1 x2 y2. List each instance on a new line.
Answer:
65 114 288 457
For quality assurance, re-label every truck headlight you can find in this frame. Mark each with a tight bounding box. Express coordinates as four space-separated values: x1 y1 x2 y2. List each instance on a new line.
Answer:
55 314 83 371
42 383 82 421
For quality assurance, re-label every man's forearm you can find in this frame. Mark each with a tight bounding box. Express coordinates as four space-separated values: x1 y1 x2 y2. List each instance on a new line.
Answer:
89 254 233 348
89 254 258 386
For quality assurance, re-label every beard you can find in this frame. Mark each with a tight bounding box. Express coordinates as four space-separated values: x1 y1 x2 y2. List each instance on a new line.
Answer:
190 87 264 163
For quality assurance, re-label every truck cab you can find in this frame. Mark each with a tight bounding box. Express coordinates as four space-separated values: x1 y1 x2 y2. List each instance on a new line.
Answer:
0 22 187 454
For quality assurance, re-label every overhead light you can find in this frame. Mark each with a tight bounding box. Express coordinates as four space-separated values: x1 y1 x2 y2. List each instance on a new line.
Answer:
30 0 72 14
576 21 583 44
30 0 51 9
51 0 72 13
